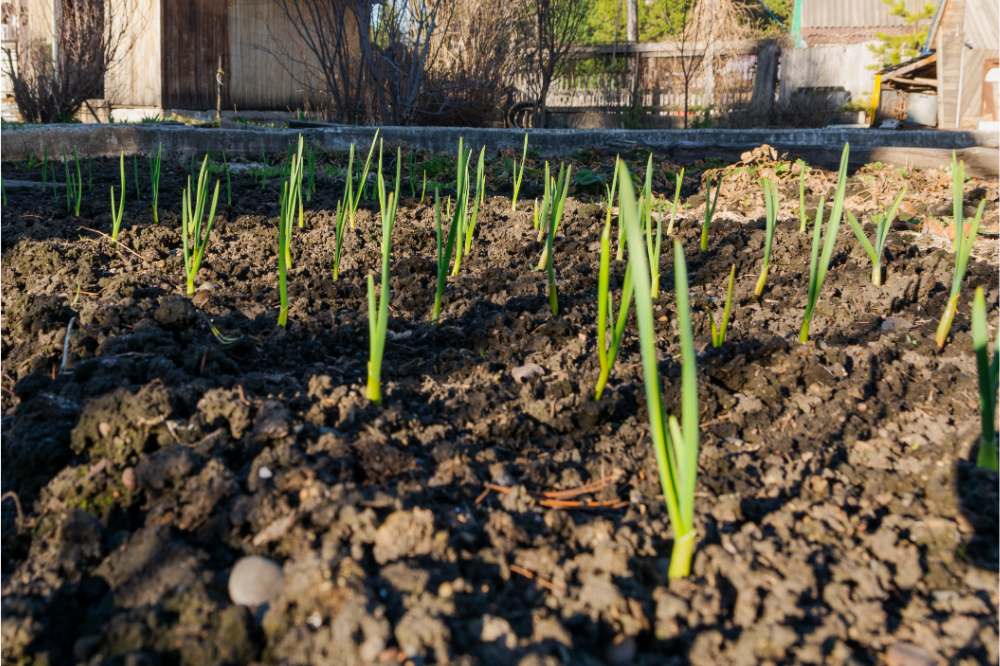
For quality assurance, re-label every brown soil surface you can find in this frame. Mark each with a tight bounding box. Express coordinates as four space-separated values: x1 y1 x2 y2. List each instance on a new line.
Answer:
2 148 998 665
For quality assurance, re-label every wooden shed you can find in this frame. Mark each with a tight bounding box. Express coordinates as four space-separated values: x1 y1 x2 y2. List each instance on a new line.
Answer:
929 0 998 129
8 0 355 115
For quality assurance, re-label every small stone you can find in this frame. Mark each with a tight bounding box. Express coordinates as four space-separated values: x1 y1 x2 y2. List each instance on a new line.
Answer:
885 642 937 666
480 614 516 649
438 581 454 598
98 422 111 438
258 466 273 480
512 363 544 383
607 636 637 665
228 555 284 606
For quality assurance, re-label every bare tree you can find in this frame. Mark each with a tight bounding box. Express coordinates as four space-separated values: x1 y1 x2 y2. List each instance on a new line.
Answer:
670 0 754 128
525 0 592 128
3 0 141 123
421 0 527 125
274 0 452 125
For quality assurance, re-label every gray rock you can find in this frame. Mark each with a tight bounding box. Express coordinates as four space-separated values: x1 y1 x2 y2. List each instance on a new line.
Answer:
228 555 284 606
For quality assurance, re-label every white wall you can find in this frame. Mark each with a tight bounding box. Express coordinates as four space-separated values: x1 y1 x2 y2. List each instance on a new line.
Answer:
779 43 881 105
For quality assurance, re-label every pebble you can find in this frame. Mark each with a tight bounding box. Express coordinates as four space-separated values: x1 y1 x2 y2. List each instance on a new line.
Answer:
121 467 136 491
885 642 937 666
512 362 545 383
228 556 284 606
258 466 273 480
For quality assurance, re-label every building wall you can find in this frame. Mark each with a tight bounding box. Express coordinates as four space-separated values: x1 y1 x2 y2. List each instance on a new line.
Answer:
161 0 228 109
802 0 931 28
105 0 161 108
779 42 881 105
227 0 330 110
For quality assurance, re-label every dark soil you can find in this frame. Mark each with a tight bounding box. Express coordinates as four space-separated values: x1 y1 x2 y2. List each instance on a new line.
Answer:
2 148 998 665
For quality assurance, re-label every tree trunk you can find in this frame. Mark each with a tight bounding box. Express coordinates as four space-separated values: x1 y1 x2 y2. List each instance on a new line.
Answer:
625 0 638 42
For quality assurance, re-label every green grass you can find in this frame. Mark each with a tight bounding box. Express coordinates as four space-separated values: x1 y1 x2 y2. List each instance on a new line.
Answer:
666 167 684 236
64 149 82 217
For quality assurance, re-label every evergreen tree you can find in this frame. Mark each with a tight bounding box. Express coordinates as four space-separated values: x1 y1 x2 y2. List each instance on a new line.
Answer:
869 0 936 67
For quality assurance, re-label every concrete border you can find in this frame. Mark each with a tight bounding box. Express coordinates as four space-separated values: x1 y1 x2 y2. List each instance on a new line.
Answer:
2 123 997 176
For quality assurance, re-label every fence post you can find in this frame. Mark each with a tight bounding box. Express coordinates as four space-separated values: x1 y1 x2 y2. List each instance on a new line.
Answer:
749 40 779 120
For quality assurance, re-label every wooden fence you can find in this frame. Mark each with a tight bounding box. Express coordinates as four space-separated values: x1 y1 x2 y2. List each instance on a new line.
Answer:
514 38 777 122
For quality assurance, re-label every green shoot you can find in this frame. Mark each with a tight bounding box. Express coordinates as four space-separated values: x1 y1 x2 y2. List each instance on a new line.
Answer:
640 154 665 298
799 143 849 343
331 198 348 281
132 155 141 200
620 158 700 578
936 153 985 348
305 142 316 203
511 132 528 212
420 170 427 205
666 167 684 236
543 163 571 315
222 151 233 207
536 163 551 242
536 161 571 271
711 264 736 348
971 287 999 471
64 149 82 216
532 198 540 231
463 145 487 256
110 152 126 241
845 186 906 286
699 175 722 252
181 155 221 296
277 137 305 327
450 138 472 276
797 160 809 232
753 177 779 298
366 142 402 405
150 143 162 224
432 185 463 322
594 164 632 400
347 129 380 230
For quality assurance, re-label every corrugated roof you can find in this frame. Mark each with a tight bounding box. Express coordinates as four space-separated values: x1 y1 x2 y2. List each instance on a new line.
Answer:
802 0 934 29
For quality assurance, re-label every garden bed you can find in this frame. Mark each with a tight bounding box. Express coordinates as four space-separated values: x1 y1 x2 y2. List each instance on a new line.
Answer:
2 146 998 664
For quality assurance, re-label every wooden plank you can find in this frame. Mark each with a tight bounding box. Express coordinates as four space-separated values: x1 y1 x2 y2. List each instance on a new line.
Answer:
162 0 227 109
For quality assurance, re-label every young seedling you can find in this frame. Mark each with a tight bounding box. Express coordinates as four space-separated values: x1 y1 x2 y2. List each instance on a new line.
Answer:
799 143 849 343
845 186 906 286
366 142 402 404
511 132 528 212
331 198 349 281
463 145 487 257
277 138 305 327
711 264 736 348
935 154 985 348
971 287 999 471
64 149 82 216
542 163 572 314
132 154 142 200
640 154 665 298
619 160 700 578
181 155 221 296
222 151 233 207
150 143 162 224
536 162 572 271
110 151 126 241
420 171 427 205
699 175 722 252
665 167 684 236
431 185 463 322
450 138 473 276
753 176 779 298
346 129 380 230
797 160 809 233
594 164 633 400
